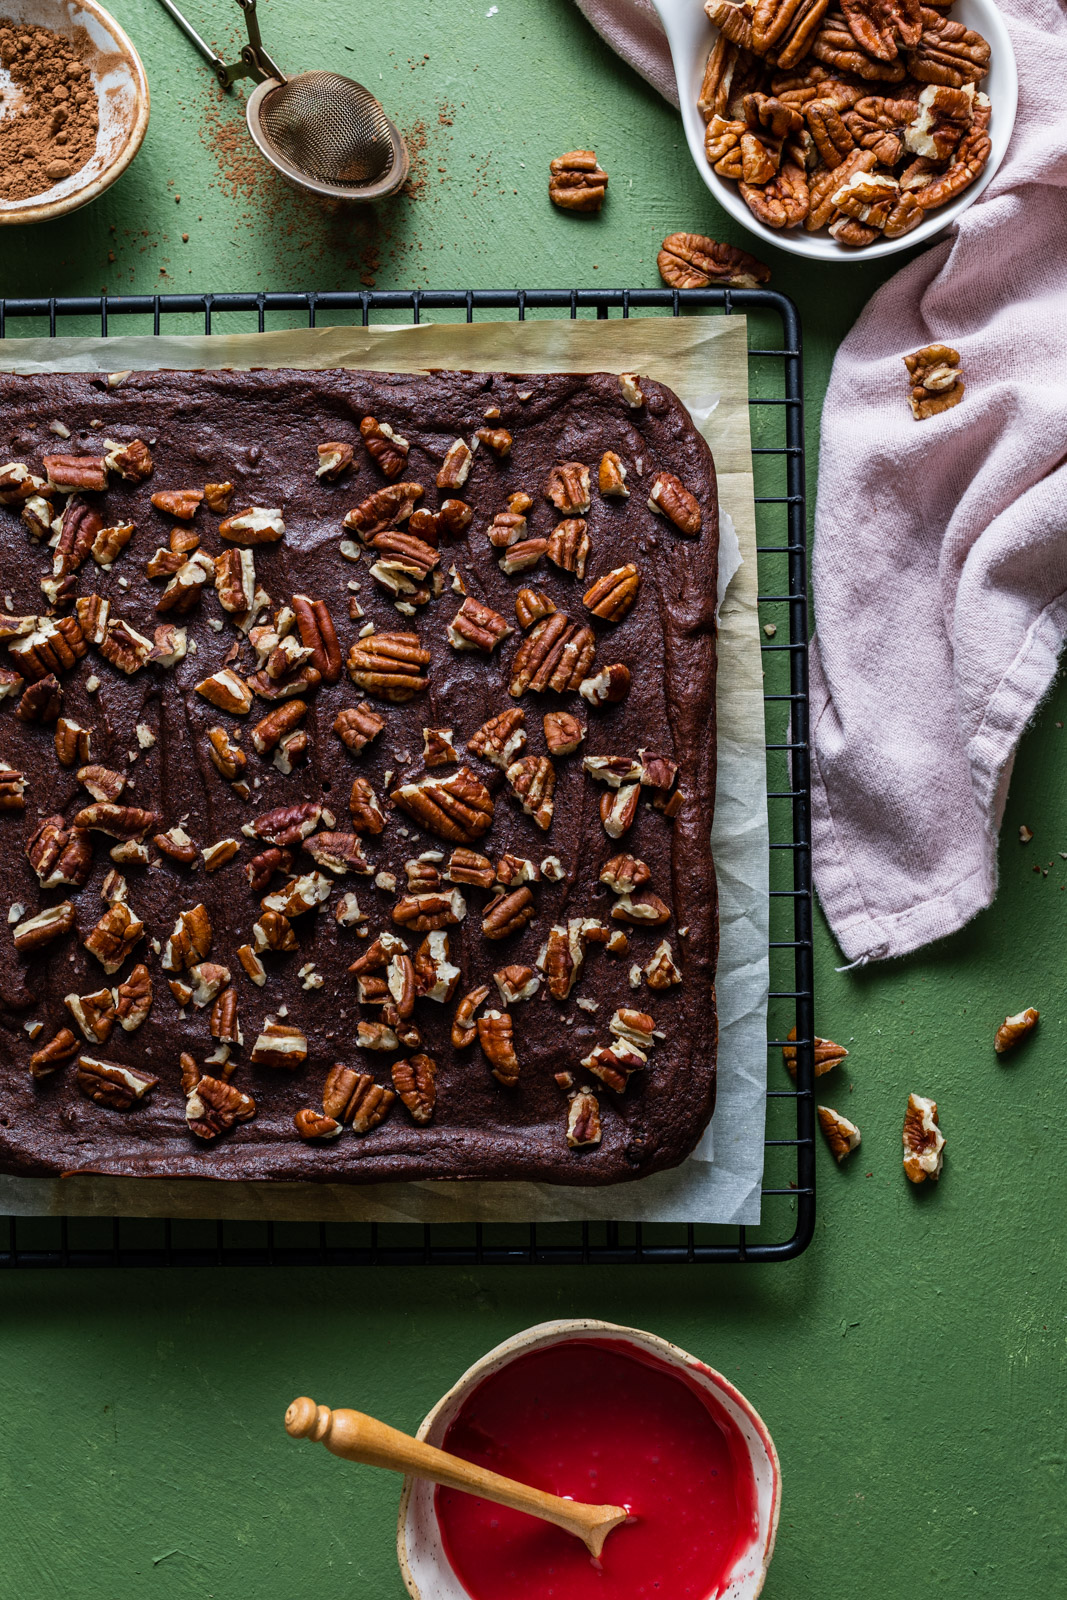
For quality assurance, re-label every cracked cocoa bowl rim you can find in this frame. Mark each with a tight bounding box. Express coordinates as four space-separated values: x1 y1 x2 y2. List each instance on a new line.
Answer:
651 0 1017 263
0 0 150 226
396 1318 781 1600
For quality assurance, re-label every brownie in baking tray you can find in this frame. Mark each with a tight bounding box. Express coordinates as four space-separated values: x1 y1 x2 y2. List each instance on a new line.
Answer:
0 364 719 1184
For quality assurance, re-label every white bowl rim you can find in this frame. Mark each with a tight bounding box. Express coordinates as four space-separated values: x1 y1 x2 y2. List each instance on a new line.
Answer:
650 0 1018 262
0 0 150 226
396 1316 782 1600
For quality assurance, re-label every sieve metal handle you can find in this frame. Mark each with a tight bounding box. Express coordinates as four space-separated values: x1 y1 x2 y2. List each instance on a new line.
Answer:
154 0 286 89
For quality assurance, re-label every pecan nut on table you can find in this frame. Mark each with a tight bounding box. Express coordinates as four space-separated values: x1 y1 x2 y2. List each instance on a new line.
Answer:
700 1 992 245
0 365 719 1185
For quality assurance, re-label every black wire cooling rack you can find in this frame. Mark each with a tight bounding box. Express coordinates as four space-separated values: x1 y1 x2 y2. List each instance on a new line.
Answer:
0 287 814 1267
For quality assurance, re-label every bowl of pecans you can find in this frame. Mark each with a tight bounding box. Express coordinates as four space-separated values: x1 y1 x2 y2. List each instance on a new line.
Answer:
0 0 149 225
652 0 1017 259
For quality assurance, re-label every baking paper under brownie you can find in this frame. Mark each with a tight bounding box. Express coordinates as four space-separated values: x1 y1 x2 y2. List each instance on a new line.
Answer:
0 365 718 1184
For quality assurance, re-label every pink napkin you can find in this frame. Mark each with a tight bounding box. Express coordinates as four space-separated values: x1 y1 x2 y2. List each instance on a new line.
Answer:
577 0 1067 963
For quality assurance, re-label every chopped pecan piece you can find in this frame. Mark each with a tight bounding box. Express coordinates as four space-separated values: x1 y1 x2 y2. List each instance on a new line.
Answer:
196 668 254 715
493 963 540 1004
538 917 605 1000
582 1040 646 1094
333 703 385 755
84 901 144 974
12 901 76 954
420 726 456 768
76 1054 158 1109
0 668 24 702
548 149 608 212
151 487 203 521
474 426 512 458
316 442 355 481
304 832 372 877
902 1091 945 1182
579 663 631 708
0 764 26 811
154 827 199 866
348 777 386 835
100 618 154 675
468 706 527 768
360 416 409 478
65 987 117 1044
446 848 495 889
644 939 682 989
209 986 240 1044
261 871 332 919
515 588 557 630
288 594 340 686
0 461 50 502
544 462 591 515
452 983 490 1048
346 1074 396 1133
30 1027 79 1078
506 755 556 830
597 452 629 499
44 454 108 493
904 343 964 419
818 1104 862 1161
546 518 590 579
391 767 495 843
203 479 235 512
566 1090 602 1148
600 784 641 840
994 1007 1039 1055
246 846 292 893
162 904 212 971
600 853 651 895
482 886 536 941
187 1076 255 1140
294 1108 342 1141
149 623 187 667
612 892 671 926
214 547 256 615
74 800 157 840
115 964 153 1031
206 727 246 784
250 1021 308 1069
251 699 306 757
237 945 267 986
343 481 424 539
347 630 430 701
391 1054 437 1125
252 909 299 954
437 438 475 490
392 888 466 933
658 230 771 289
218 506 285 544
610 1008 656 1050
782 1024 849 1077
543 711 585 756
477 1009 519 1086
498 538 547 577
90 522 136 568
448 595 512 654
356 1020 399 1050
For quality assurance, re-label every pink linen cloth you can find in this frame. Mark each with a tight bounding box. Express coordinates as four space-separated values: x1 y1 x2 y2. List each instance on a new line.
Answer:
576 0 1067 963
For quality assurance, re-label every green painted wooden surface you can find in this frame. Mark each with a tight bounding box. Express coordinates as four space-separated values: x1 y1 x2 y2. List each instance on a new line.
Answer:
2 3 1065 1596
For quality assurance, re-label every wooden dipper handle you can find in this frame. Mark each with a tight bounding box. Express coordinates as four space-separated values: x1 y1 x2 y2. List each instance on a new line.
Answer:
285 1396 628 1558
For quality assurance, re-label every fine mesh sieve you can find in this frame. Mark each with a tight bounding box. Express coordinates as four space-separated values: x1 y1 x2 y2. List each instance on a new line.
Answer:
155 0 409 200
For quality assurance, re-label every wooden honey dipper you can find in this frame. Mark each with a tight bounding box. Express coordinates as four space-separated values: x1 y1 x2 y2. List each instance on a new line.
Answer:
285 1396 630 1559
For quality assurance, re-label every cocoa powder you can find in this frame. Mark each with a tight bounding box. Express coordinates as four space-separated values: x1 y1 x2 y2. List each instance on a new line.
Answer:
0 19 98 201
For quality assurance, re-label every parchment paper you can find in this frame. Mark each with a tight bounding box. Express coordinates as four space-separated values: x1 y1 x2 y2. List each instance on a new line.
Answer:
0 316 769 1224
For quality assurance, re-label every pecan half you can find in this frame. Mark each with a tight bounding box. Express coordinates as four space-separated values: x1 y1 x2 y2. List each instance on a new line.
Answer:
903 343 964 419
498 537 548 576
151 487 203 521
391 1054 437 1124
44 454 108 492
12 900 76 953
392 888 467 933
583 564 641 622
361 416 409 478
446 848 496 889
544 463 591 515
304 832 372 877
579 663 631 708
333 703 385 755
391 767 495 843
76 801 161 841
548 149 608 212
76 1054 158 1109
115 964 153 1031
187 1076 256 1140
648 471 702 536
506 755 556 830
902 1091 944 1182
811 12 908 79
10 615 87 680
600 853 651 894
740 158 810 228
818 1104 862 1160
348 777 387 835
907 10 990 88
508 613 595 697
566 1091 602 1148
26 817 93 888
911 119 991 211
100 619 154 675
482 886 536 941
347 631 430 701
347 1075 396 1133
448 595 512 654
477 1009 519 1085
316 442 355 481
468 706 527 768
218 506 286 544
343 482 424 539
16 673 62 725
806 145 876 228
840 0 921 60
30 1027 79 1078
658 230 771 289
294 1108 342 1141
546 518 590 579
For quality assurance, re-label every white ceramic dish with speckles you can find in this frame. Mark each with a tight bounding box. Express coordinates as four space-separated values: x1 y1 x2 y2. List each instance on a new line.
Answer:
396 1318 782 1600
649 0 1017 261
0 0 149 225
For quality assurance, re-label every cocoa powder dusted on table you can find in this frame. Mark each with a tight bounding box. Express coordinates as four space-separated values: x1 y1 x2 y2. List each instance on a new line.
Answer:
0 20 98 201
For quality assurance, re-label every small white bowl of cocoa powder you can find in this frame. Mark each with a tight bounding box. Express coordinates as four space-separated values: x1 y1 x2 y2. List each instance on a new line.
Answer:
0 0 148 224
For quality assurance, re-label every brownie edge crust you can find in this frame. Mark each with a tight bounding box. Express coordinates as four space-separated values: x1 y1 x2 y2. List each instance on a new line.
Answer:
0 365 719 1185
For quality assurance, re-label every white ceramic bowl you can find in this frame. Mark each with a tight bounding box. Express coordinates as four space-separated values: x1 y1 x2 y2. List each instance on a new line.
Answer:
650 0 1017 261
397 1318 782 1600
0 0 149 226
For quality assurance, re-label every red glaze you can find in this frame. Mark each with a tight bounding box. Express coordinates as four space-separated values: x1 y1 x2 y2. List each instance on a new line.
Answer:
435 1338 759 1600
